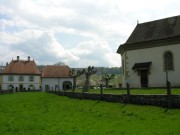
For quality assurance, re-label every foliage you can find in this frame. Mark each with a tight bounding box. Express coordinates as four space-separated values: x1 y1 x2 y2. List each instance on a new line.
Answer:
0 92 180 135
74 67 122 75
53 62 66 66
69 68 84 91
76 74 121 88
83 66 97 91
103 74 115 88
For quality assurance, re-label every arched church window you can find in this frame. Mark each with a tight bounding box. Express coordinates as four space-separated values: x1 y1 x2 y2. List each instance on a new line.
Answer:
164 51 174 71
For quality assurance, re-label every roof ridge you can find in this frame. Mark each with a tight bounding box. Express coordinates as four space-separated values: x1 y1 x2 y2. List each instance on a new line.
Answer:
139 15 180 25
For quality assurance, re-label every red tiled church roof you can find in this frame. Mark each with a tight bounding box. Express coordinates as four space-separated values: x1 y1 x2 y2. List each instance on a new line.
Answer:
42 65 71 78
3 58 40 75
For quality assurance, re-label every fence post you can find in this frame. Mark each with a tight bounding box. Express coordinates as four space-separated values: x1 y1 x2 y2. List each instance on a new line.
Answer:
100 84 103 99
126 83 130 103
64 88 66 96
167 81 172 108
127 83 130 95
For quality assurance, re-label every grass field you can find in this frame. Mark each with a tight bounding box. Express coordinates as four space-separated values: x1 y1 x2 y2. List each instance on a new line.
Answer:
0 92 180 135
74 88 180 95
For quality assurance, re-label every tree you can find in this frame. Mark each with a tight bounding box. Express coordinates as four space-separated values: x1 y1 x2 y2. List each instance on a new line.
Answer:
54 62 66 66
103 74 114 88
84 66 97 91
69 69 84 92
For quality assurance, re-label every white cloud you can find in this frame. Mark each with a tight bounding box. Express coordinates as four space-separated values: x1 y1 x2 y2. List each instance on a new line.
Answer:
0 0 180 67
70 40 121 67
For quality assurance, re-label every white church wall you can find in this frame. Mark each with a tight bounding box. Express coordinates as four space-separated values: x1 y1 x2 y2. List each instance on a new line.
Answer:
121 44 180 88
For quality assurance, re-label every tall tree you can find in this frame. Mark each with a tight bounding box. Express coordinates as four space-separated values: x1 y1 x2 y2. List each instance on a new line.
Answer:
103 74 114 88
84 66 97 91
69 69 84 92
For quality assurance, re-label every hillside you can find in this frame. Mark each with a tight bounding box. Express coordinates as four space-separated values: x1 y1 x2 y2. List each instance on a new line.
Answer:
37 65 122 75
74 67 122 75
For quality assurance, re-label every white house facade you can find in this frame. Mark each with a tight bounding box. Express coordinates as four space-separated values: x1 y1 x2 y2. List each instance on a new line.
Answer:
2 75 40 91
117 15 180 88
42 77 73 91
41 65 73 91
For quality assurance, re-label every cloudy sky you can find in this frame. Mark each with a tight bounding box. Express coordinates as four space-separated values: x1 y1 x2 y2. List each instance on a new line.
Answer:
0 0 180 68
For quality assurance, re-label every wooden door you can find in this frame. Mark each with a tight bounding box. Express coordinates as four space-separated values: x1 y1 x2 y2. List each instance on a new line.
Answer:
19 85 23 91
141 70 148 87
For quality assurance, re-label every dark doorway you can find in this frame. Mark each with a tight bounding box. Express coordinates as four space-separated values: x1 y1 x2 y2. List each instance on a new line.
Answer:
45 85 49 92
63 81 72 90
19 85 23 91
140 70 148 87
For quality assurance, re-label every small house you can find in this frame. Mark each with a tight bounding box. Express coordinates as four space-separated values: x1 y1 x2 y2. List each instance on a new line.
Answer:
41 65 73 91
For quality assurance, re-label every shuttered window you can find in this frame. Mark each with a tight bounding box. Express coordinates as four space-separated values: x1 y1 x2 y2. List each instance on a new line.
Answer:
8 75 14 81
29 76 34 81
19 75 24 81
164 51 174 71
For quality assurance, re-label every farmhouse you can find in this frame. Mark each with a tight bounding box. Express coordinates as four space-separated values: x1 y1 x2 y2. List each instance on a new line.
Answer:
1 56 41 91
117 15 180 88
41 65 73 91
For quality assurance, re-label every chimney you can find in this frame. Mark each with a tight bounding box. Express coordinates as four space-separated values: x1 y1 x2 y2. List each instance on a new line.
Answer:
17 56 20 61
6 62 8 67
28 56 30 61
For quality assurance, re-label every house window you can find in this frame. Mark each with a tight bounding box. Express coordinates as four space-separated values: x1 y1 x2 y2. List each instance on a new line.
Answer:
19 75 24 81
8 75 14 81
29 76 34 81
8 85 14 90
164 51 174 71
29 85 34 90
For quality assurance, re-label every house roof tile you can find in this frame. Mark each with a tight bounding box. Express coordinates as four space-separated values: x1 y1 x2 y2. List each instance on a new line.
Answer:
3 60 40 75
42 65 71 78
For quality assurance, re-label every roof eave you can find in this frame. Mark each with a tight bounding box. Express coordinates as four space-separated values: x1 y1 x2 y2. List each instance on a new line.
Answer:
1 73 41 75
117 36 180 54
41 76 72 78
116 44 125 55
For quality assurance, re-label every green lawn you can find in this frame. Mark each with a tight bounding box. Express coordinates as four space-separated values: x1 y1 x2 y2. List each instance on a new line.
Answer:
0 92 180 135
74 88 180 95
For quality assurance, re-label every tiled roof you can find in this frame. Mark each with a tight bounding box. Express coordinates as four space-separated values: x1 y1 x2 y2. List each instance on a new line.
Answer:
42 65 71 78
3 60 40 75
117 15 180 54
126 15 180 44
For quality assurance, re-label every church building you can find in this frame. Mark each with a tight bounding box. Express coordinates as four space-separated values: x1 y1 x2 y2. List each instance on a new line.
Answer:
117 15 180 88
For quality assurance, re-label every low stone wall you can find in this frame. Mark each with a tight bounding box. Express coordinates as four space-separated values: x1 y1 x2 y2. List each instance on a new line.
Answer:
20 90 42 92
49 91 180 108
0 90 13 94
172 95 180 108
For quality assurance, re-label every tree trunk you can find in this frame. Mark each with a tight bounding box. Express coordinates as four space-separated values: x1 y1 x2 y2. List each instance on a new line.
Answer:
73 77 76 92
85 76 90 91
105 80 109 88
